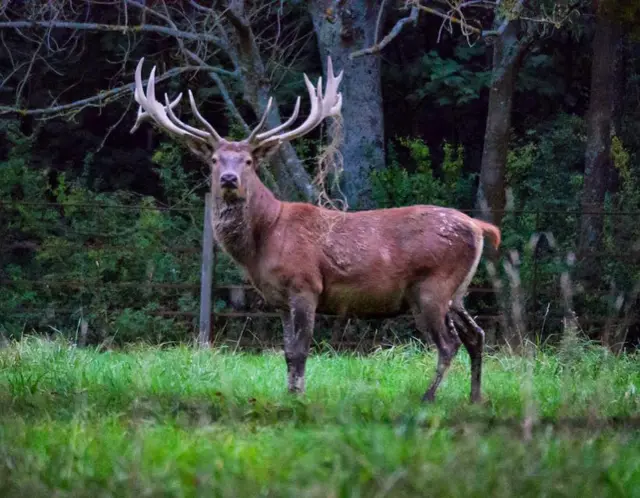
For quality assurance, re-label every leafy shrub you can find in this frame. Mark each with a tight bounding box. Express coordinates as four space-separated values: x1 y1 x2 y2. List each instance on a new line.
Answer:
370 137 473 209
402 45 491 107
0 125 243 343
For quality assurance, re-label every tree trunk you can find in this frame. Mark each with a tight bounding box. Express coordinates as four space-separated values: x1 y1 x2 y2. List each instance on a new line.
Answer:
309 2 386 210
579 16 623 251
476 22 528 227
248 84 316 202
223 2 315 201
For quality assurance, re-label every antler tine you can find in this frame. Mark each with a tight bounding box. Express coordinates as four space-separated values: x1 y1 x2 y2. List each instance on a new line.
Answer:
130 58 200 140
255 96 301 142
187 89 223 144
129 58 220 147
131 57 159 134
164 93 212 140
245 97 274 144
253 56 343 148
130 93 183 134
324 56 344 115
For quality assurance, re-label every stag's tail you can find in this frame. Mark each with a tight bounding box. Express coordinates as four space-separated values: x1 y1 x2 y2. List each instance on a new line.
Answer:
473 220 501 250
452 218 501 308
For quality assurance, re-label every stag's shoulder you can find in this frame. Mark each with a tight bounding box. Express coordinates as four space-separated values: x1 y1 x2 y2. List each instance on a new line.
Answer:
277 202 351 227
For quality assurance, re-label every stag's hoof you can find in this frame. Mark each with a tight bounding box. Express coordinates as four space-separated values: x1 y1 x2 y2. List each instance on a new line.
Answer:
470 394 486 405
421 391 436 403
287 376 305 394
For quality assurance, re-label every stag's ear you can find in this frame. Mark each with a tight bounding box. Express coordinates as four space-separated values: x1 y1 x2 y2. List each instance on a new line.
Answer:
252 141 282 168
185 138 213 162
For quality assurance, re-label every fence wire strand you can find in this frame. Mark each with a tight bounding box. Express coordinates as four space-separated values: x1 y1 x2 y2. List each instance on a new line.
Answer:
1 200 639 349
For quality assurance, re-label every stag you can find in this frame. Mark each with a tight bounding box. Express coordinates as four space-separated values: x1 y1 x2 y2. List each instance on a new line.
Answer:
130 57 500 403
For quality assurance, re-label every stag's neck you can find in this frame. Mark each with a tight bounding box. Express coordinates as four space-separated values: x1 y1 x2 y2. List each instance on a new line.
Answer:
211 175 281 271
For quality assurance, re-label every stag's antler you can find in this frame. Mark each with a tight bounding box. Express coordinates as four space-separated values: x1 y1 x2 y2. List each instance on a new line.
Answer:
244 56 343 150
130 58 222 147
130 56 343 150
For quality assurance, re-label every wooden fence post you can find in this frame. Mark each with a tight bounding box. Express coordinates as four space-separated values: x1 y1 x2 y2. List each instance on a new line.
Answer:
212 243 218 345
198 193 214 347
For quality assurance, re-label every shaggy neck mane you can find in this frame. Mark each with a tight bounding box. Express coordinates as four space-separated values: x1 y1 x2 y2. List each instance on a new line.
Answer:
211 171 281 271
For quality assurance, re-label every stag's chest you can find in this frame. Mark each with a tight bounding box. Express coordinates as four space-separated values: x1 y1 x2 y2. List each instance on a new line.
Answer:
211 238 288 309
212 206 253 263
212 206 315 309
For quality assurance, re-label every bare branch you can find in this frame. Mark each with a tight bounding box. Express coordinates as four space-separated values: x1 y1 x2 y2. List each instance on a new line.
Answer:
14 36 45 104
352 0 577 57
374 0 390 45
0 0 317 198
209 71 250 133
124 0 175 25
415 3 483 35
189 0 213 13
0 20 223 44
482 0 525 38
183 48 249 132
0 65 202 118
222 0 252 36
350 5 419 59
96 95 134 153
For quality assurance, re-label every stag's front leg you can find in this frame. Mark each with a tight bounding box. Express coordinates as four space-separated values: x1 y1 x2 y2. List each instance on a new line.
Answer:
281 293 316 394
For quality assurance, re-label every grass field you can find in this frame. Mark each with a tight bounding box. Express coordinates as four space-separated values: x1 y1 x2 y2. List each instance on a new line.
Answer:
0 337 638 497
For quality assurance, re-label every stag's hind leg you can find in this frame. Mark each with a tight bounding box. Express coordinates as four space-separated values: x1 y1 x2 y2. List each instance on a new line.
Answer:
450 305 485 403
414 288 462 403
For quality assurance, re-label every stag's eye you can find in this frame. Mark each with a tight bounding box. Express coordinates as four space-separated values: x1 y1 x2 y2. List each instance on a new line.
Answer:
246 159 253 166
211 157 218 164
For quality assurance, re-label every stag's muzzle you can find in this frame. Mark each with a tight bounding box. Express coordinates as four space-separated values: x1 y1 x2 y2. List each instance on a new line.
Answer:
220 173 239 190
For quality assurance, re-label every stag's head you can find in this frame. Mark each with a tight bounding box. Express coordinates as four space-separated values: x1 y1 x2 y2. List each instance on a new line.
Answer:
130 58 343 202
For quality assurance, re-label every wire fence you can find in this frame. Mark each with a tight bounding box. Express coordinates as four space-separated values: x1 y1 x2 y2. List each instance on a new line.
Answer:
1 198 639 350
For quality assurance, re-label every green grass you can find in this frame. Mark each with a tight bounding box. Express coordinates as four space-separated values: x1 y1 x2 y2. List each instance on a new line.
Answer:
0 337 638 497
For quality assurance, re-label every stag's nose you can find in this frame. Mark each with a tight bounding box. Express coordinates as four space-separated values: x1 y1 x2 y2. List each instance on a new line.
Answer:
220 173 239 189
